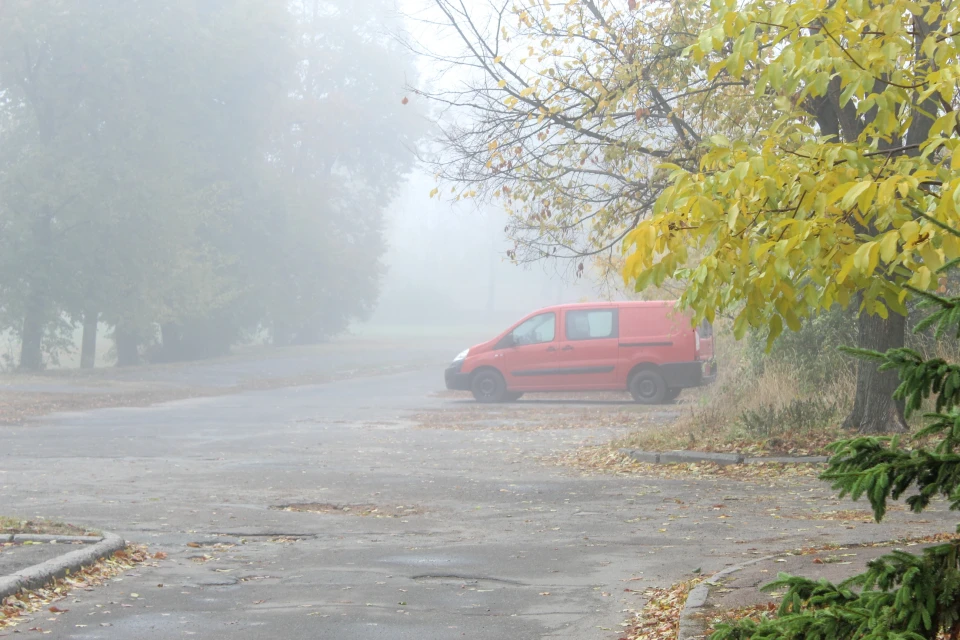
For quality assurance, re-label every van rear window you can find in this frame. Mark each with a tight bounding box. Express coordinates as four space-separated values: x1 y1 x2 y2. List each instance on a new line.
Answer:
699 320 713 338
565 310 617 340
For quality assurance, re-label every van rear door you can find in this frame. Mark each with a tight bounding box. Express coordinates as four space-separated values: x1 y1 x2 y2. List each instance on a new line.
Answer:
554 307 620 388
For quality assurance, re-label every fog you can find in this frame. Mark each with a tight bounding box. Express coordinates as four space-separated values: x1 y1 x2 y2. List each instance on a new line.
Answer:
0 0 611 371
365 171 601 333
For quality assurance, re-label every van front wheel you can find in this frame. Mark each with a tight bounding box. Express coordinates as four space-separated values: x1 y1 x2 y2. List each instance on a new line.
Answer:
472 370 507 403
629 370 667 404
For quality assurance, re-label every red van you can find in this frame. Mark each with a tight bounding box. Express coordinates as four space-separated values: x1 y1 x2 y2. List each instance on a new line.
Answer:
444 301 716 404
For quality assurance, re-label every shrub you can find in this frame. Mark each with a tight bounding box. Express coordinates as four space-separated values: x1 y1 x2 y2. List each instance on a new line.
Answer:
747 306 857 392
736 397 839 439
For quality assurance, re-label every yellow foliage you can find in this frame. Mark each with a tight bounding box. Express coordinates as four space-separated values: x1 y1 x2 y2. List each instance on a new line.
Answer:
621 0 958 335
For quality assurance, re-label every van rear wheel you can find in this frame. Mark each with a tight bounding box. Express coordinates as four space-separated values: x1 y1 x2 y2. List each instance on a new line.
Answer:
664 388 682 403
629 370 667 404
472 370 507 403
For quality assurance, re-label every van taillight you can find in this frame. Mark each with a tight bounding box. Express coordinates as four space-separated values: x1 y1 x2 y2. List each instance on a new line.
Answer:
695 330 701 360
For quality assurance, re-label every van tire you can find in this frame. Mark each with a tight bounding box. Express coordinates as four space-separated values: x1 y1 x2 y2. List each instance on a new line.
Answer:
629 370 667 404
472 370 507 403
504 392 524 402
664 388 682 402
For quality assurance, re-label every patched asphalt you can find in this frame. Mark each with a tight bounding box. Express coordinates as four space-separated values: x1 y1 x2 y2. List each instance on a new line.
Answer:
1 343 955 639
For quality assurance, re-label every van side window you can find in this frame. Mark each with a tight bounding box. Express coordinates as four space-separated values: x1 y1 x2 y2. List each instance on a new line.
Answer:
510 312 556 346
565 310 617 341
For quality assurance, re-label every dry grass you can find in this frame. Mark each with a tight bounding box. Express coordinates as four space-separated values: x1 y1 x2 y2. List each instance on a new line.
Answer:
613 334 855 457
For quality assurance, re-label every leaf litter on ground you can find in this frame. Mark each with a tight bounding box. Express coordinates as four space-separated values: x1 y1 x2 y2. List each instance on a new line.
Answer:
546 445 822 482
0 546 154 631
618 576 706 640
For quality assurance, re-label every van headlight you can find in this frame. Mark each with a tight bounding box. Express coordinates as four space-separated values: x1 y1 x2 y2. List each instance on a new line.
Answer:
453 349 470 362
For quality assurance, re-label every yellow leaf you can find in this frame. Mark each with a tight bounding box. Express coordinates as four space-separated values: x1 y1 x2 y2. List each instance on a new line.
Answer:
827 182 855 206
429 187 439 198
944 234 960 260
911 266 933 290
837 254 856 284
900 220 920 245
857 182 878 213
841 181 873 211
866 242 880 276
727 203 740 230
879 231 899 263
918 242 943 271
766 315 783 351
623 251 643 282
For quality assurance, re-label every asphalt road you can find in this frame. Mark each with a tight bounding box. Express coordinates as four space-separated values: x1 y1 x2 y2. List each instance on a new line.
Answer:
1 345 955 639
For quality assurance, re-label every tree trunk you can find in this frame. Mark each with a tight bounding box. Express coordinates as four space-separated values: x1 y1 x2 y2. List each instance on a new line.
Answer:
80 309 98 369
114 326 140 367
844 307 908 433
18 295 45 371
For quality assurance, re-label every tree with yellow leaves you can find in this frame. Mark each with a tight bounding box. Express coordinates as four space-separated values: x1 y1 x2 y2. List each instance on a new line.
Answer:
622 0 955 432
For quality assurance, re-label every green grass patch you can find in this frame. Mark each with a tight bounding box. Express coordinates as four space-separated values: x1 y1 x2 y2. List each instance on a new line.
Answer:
0 516 99 536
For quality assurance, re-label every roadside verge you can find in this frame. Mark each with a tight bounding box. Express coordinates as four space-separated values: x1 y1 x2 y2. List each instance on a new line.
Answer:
0 533 126 600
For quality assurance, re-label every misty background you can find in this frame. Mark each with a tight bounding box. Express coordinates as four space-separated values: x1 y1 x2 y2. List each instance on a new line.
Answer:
369 172 599 333
0 0 604 371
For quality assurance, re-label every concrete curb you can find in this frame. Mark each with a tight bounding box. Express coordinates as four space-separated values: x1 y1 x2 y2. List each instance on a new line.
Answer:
619 448 829 466
0 532 126 601
12 534 104 544
678 555 777 640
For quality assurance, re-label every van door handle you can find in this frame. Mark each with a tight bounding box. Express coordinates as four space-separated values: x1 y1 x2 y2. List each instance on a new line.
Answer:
546 346 557 352
562 345 574 351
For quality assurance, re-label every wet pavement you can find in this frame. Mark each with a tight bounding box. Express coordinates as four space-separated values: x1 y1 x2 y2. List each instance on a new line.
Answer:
0 541 73 575
0 343 955 639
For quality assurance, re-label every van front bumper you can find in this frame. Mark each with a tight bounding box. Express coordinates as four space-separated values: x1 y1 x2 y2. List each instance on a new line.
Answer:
445 362 471 391
662 360 718 389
